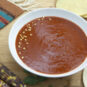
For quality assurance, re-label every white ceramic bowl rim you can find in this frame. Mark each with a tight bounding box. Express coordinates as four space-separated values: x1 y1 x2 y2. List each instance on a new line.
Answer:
9 8 87 78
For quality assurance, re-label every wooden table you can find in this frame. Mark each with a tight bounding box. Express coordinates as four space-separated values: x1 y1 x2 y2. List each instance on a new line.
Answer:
0 0 84 87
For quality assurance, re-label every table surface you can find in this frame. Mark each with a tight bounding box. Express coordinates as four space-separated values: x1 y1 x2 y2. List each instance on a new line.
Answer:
0 0 84 87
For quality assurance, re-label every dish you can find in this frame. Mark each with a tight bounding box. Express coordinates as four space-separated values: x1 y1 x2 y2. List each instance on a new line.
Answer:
16 16 87 74
9 8 87 78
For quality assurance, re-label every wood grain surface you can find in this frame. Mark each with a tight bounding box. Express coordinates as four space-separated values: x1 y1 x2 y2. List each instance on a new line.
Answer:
0 0 83 87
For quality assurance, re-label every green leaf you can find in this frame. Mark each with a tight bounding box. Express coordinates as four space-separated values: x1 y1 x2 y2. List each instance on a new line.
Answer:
24 76 38 85
23 76 47 85
24 70 29 74
40 85 44 87
37 76 47 82
48 85 53 87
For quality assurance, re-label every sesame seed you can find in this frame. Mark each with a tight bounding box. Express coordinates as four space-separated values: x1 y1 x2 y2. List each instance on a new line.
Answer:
19 52 21 54
38 19 40 20
28 27 31 29
34 23 36 26
19 42 21 44
24 36 27 38
49 18 52 21
20 39 22 41
21 56 24 59
25 39 27 41
23 31 25 34
20 35 24 39
30 33 32 36
27 24 30 27
42 16 45 20
26 42 29 44
19 34 22 36
18 45 21 48
23 47 26 50
25 28 27 31
28 28 31 31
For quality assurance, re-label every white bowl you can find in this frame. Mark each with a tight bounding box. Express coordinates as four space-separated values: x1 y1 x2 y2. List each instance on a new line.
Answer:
9 8 87 78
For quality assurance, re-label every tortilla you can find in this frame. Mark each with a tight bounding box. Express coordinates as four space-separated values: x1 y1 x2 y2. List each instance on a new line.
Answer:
56 0 87 16
83 67 87 87
82 15 87 18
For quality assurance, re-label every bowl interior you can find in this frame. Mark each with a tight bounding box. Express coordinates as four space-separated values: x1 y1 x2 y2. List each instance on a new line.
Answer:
9 8 87 78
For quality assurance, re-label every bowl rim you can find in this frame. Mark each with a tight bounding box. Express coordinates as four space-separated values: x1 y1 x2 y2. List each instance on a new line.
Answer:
8 8 87 78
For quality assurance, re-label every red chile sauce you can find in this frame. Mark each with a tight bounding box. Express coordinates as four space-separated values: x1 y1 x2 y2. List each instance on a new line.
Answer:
16 16 87 74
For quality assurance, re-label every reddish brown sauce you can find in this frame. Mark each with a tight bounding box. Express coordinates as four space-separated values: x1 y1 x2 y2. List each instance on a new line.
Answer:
16 16 87 74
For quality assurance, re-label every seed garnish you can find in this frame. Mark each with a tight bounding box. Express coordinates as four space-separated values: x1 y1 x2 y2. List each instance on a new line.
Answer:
19 34 22 36
28 28 31 31
19 42 21 44
28 27 31 29
18 45 21 48
30 33 32 36
20 34 24 39
38 19 40 20
49 18 52 21
24 36 27 38
42 16 45 20
21 56 24 59
23 47 26 50
34 23 36 26
26 42 29 44
20 39 22 41
23 31 25 34
19 52 21 54
25 28 27 31
25 39 27 41
27 24 30 27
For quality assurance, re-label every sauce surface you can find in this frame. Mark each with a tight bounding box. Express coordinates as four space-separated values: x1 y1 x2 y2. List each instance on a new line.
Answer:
16 16 87 74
